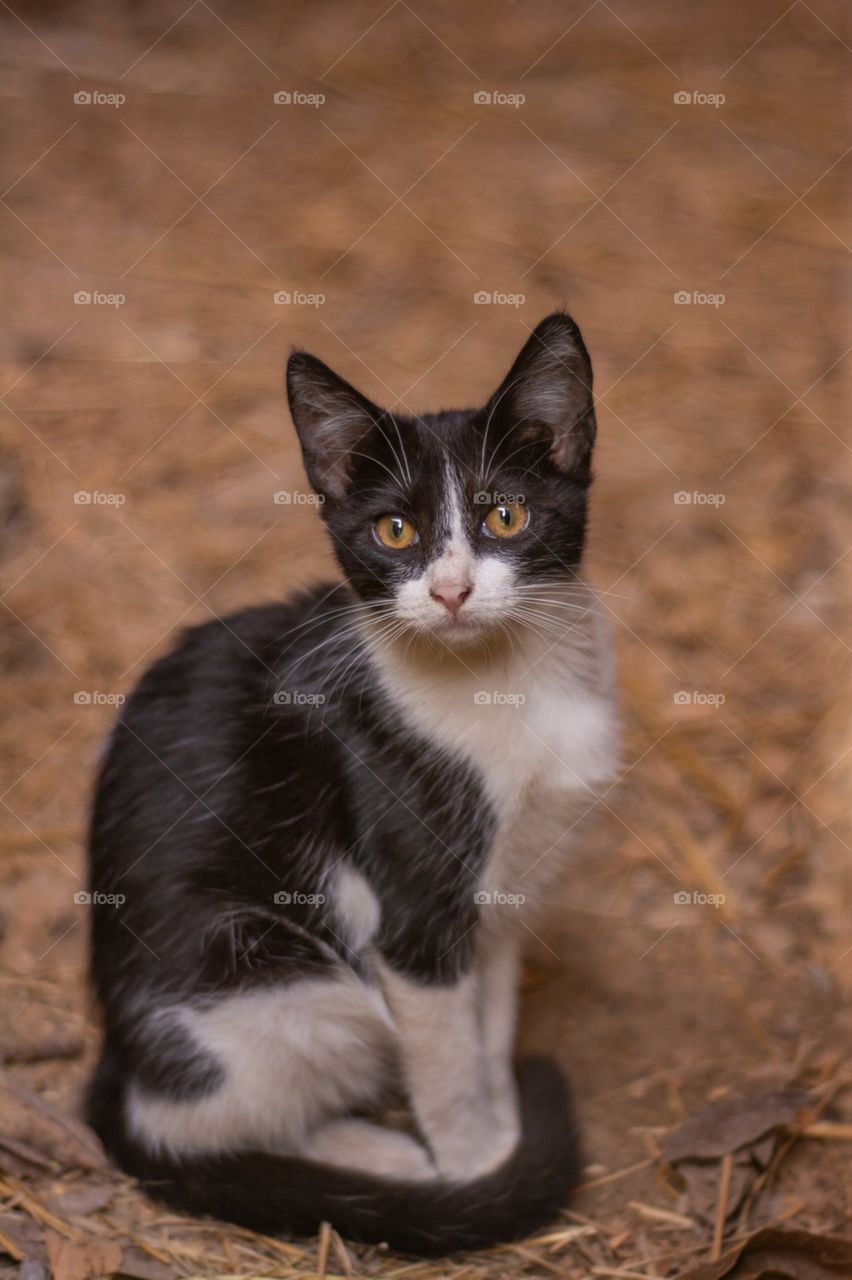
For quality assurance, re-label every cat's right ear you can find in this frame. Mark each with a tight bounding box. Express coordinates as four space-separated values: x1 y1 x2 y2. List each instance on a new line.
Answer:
486 312 596 481
286 352 380 501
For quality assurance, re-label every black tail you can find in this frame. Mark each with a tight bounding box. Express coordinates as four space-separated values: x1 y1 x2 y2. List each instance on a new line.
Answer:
88 1056 581 1256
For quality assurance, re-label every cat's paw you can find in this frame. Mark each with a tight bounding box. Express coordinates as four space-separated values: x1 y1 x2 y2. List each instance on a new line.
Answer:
491 1088 521 1143
434 1121 518 1182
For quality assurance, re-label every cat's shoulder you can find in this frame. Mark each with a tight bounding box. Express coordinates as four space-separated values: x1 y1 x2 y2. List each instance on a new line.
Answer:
176 583 346 655
122 583 348 715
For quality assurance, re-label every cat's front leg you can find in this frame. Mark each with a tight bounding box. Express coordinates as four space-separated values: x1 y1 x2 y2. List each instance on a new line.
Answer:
477 931 521 1144
377 962 517 1181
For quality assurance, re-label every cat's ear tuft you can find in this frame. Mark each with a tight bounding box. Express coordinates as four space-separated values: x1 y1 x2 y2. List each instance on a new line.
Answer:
286 352 381 501
488 312 596 478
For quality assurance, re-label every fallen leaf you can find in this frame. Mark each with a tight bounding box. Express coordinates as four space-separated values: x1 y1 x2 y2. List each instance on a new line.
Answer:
673 1155 754 1225
664 1088 811 1162
0 1134 58 1174
45 1232 123 1280
18 1262 49 1280
0 1074 106 1171
663 1087 814 1223
46 1184 116 1218
672 1227 852 1279
118 1246 182 1280
0 1210 44 1263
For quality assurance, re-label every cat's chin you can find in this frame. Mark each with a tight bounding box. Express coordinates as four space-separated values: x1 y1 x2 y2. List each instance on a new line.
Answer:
413 615 502 652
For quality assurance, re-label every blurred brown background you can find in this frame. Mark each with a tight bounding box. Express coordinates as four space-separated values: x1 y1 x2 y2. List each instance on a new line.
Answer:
1 1 850 1275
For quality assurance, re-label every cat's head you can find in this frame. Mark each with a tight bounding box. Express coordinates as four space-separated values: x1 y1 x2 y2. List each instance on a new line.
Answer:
286 312 596 648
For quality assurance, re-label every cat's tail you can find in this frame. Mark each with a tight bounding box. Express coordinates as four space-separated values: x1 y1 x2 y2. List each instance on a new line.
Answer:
90 1056 581 1256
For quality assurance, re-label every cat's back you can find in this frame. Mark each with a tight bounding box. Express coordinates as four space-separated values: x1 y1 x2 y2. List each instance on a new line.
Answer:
88 585 355 875
105 584 348 741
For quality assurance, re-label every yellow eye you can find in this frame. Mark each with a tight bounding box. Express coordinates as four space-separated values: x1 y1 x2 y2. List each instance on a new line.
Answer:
483 502 529 539
374 514 419 549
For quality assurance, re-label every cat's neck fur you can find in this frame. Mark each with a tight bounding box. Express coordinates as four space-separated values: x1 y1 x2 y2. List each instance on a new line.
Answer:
357 574 618 825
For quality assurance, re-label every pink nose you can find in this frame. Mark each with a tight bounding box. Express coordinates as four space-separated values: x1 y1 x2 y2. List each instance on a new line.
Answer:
430 584 472 617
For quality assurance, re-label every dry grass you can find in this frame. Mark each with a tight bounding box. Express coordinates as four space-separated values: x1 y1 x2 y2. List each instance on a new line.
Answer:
1 0 850 1276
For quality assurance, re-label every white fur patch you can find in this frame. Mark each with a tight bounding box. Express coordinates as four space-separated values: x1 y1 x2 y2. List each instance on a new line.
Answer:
127 974 394 1157
377 963 517 1179
366 584 619 918
333 865 381 951
392 462 521 639
307 1116 436 1180
477 933 520 1139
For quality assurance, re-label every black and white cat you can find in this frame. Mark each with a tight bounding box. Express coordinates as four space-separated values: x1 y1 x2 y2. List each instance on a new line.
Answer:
86 312 619 1255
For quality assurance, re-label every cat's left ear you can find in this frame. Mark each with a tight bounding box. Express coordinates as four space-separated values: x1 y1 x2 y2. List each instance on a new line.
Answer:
286 351 382 501
486 312 596 479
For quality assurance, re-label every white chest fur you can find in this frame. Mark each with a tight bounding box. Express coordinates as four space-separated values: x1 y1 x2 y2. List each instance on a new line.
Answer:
370 600 620 913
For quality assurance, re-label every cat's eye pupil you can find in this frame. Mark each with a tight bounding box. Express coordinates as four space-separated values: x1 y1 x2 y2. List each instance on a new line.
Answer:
482 500 528 540
374 513 418 549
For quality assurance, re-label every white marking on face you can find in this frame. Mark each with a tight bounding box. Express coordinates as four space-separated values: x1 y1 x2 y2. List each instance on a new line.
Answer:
393 463 517 639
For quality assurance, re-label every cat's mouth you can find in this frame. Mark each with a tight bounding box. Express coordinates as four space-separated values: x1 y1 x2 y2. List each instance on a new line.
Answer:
370 593 506 650
419 611 497 648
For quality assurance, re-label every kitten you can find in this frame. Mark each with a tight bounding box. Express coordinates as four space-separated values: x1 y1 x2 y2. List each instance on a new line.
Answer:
86 311 619 1255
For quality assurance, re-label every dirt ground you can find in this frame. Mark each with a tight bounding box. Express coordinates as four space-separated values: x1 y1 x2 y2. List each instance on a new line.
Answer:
1 1 850 1277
